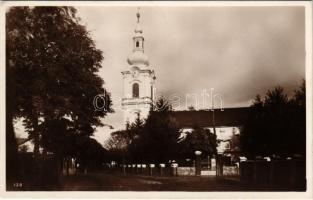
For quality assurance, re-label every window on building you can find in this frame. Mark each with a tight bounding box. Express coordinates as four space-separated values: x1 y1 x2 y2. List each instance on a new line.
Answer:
136 41 139 48
132 83 139 98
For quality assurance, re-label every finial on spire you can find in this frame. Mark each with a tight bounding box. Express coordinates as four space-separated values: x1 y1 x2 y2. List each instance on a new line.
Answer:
136 7 140 23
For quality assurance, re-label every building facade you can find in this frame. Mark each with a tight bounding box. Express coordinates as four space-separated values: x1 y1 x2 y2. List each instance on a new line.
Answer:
170 107 250 153
121 10 156 125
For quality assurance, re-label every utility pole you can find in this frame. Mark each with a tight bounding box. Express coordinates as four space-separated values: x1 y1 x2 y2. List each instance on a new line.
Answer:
212 99 216 136
211 97 220 176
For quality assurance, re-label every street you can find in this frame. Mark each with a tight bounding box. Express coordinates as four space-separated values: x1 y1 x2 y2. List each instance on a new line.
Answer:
61 172 241 191
60 171 294 191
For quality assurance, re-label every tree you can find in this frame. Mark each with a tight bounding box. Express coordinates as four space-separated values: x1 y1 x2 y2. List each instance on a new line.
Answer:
105 113 147 164
188 105 196 111
105 130 130 163
288 80 306 155
126 113 144 162
154 96 172 112
6 6 112 185
40 118 74 157
129 98 181 163
240 83 306 158
179 127 217 159
19 145 29 153
74 136 108 172
105 130 130 151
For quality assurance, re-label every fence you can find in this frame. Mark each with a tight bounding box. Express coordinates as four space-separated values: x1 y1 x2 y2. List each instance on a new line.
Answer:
223 166 239 176
240 160 306 190
120 159 240 176
122 164 179 176
121 164 219 176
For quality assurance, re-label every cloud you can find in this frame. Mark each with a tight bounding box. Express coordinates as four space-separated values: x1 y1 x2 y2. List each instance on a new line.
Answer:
76 6 305 143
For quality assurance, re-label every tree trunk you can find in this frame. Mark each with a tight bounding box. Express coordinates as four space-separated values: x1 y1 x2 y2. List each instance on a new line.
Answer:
33 116 40 160
66 157 70 176
32 116 41 189
54 154 64 188
6 62 19 187
6 109 19 185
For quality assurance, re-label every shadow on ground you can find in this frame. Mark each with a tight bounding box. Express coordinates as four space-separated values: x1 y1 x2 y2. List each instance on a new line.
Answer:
60 172 305 191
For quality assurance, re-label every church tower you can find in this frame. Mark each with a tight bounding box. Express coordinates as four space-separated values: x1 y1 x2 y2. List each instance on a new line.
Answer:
121 8 156 125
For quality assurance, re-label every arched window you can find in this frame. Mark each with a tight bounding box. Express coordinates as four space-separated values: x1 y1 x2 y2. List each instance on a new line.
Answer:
132 83 139 98
136 41 139 48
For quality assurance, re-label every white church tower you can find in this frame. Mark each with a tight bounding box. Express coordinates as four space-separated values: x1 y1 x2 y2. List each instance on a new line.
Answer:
121 8 156 125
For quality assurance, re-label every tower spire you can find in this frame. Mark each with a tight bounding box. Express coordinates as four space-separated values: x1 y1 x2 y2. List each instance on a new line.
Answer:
127 7 148 65
134 7 143 34
136 7 140 23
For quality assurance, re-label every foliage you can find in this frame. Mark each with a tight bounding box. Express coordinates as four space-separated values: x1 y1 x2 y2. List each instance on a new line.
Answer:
229 133 240 152
141 98 181 163
39 118 108 171
74 136 109 171
19 145 29 153
6 6 112 182
105 130 130 150
240 81 306 158
40 118 74 156
106 98 181 164
188 105 196 111
179 127 217 159
104 130 129 163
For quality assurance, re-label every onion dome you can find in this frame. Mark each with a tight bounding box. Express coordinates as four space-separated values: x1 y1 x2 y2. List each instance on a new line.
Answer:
127 51 149 66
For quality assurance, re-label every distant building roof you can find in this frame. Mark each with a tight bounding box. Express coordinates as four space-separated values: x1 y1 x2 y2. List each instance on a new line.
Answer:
169 107 251 128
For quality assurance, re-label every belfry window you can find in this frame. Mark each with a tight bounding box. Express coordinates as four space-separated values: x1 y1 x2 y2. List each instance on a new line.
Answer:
136 41 139 48
132 83 139 98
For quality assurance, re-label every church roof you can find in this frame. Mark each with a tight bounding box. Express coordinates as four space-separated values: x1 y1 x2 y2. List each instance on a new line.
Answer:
127 51 149 66
169 107 251 128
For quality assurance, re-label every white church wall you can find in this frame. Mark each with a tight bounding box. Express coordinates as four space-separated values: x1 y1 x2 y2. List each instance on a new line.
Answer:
206 127 240 140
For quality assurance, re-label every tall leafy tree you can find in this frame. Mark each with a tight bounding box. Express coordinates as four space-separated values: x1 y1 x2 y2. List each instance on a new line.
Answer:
126 113 144 162
288 80 306 155
179 127 217 159
6 6 112 184
105 129 131 163
240 83 306 158
131 98 181 163
105 130 130 151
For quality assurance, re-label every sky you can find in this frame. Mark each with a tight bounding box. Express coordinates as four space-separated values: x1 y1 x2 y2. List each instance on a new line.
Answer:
14 6 306 146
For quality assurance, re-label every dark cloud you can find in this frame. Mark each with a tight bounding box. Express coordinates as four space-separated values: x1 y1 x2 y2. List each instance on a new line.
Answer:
77 6 305 140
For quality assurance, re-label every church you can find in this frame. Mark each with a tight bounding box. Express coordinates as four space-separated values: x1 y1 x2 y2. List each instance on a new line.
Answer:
121 9 250 154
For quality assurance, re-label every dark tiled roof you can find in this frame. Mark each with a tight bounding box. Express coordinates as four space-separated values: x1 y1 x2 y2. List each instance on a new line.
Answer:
169 107 251 128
